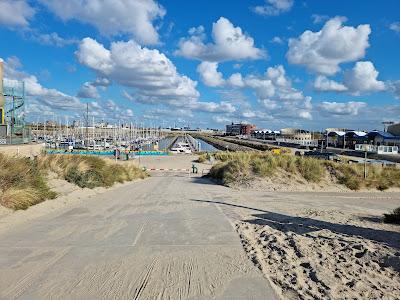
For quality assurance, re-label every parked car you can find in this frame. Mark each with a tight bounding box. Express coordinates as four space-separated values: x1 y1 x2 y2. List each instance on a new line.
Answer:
304 151 341 162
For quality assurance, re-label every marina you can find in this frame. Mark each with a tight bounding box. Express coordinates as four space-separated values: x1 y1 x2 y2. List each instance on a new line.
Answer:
33 124 217 156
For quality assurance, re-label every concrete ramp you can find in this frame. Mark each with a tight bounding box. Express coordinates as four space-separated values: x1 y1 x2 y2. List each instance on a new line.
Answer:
0 176 278 299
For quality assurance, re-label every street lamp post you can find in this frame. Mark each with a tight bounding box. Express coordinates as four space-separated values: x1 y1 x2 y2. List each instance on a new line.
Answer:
364 146 368 179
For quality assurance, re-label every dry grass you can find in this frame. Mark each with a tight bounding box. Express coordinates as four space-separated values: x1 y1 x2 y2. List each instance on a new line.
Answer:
0 153 57 210
0 153 148 210
208 152 400 191
196 152 212 163
37 154 148 188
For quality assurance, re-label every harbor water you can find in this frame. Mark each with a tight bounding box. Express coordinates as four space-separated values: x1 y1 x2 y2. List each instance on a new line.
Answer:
196 138 217 152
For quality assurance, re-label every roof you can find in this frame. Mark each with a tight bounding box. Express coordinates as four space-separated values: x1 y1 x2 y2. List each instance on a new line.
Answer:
367 131 396 139
346 131 367 137
327 131 346 136
327 130 367 137
254 129 273 133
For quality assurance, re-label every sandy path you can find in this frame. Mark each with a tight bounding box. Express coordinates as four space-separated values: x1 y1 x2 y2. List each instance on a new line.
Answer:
199 189 400 299
0 175 277 300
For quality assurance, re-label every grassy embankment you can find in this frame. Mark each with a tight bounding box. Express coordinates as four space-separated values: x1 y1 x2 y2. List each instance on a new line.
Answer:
202 152 400 191
0 153 147 210
219 136 273 151
193 134 255 151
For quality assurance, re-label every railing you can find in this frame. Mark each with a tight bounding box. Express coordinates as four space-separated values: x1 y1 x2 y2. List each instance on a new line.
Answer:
46 149 169 156
276 138 318 147
185 134 199 152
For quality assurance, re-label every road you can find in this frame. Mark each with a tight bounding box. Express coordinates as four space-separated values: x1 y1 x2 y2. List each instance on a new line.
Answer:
0 174 278 299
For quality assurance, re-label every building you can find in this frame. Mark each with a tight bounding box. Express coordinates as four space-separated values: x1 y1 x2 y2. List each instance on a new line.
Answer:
366 131 400 146
276 128 319 148
355 131 400 155
355 144 399 155
388 123 400 136
325 129 367 149
324 127 400 154
251 129 280 140
225 123 256 136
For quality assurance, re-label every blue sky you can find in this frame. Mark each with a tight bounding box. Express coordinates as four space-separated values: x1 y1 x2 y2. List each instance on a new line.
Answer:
1 0 399 130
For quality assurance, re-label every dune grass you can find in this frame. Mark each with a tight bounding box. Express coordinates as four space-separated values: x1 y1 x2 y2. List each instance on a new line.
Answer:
36 154 148 189
207 152 400 191
196 152 212 163
0 153 57 210
0 153 148 210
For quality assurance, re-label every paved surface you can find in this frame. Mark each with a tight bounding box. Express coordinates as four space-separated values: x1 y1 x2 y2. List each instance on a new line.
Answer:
0 175 278 300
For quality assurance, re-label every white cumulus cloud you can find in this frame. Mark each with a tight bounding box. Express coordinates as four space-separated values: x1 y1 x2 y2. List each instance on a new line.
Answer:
229 65 313 120
252 0 294 16
343 61 385 95
3 57 84 111
76 37 199 106
39 0 166 45
76 38 235 114
0 0 35 28
212 115 232 124
191 101 236 114
387 80 400 99
270 36 284 45
227 73 245 88
176 17 265 62
197 62 225 87
287 17 371 75
313 61 386 95
77 82 100 99
30 32 77 47
311 14 329 24
313 75 348 92
2 56 136 121
390 22 400 33
318 101 367 116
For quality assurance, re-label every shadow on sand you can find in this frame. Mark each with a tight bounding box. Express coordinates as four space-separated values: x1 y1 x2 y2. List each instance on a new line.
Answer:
190 176 221 186
190 199 400 250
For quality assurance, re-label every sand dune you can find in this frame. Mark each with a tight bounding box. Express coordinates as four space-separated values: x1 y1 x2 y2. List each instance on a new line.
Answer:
209 189 400 299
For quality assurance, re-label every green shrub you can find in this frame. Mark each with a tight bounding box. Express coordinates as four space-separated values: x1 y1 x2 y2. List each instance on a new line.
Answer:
383 207 400 224
376 181 390 191
65 167 104 188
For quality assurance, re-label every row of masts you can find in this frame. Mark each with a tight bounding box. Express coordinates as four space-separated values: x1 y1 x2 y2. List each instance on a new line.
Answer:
30 118 165 150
